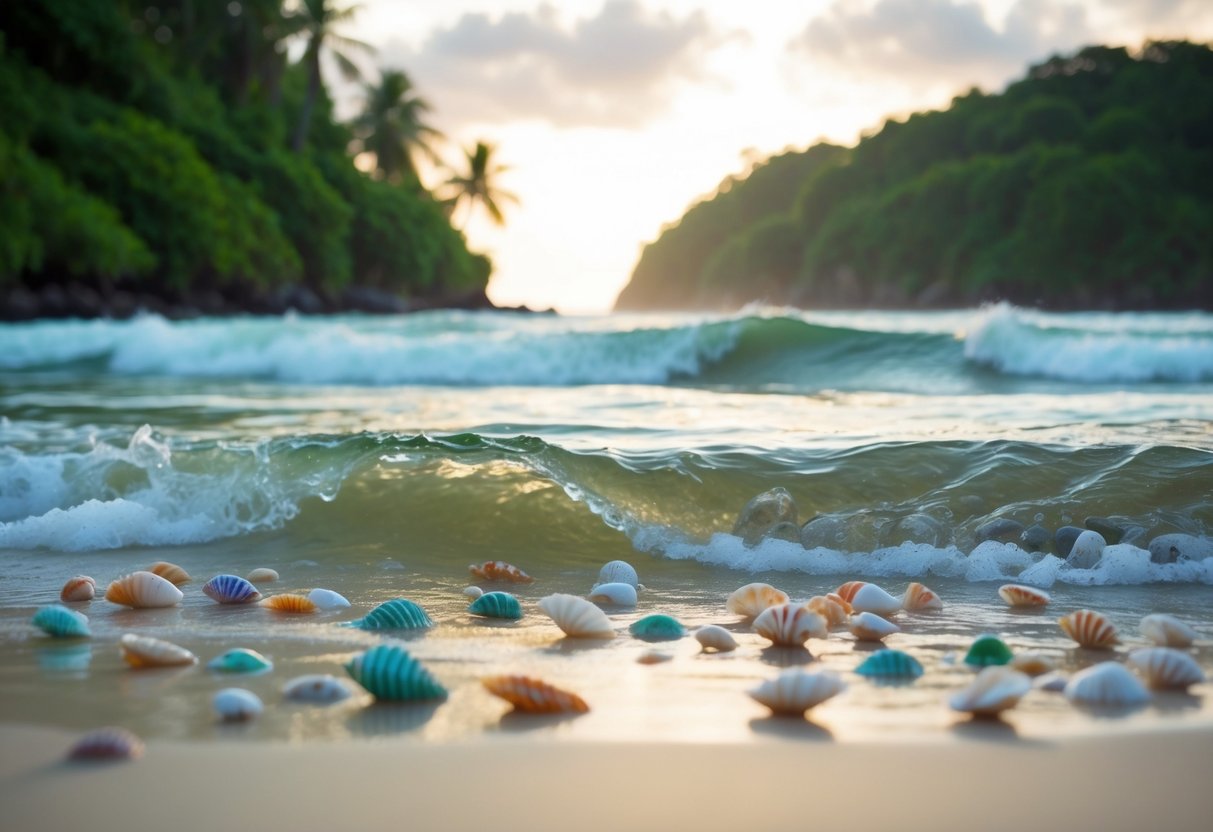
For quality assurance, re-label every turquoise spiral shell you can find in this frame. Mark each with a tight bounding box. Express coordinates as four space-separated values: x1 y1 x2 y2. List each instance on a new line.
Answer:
32 605 91 638
208 648 273 674
345 643 447 702
629 614 685 641
347 599 433 631
964 634 1014 667
202 574 261 605
468 591 523 620
855 649 924 679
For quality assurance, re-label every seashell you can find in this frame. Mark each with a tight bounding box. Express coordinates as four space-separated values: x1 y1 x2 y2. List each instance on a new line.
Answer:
1009 651 1057 677
1035 672 1068 693
753 603 826 647
1064 661 1150 707
213 688 263 722
147 561 191 586
483 675 589 713
901 582 943 612
538 593 614 638
345 643 447 702
587 582 638 607
282 674 353 704
949 666 1032 716
748 669 846 715
1139 613 1197 648
804 595 849 628
848 611 900 642
855 649 923 679
468 591 523 621
119 633 198 668
468 560 533 583
834 581 867 604
998 584 1051 608
306 588 351 609
726 582 789 618
105 571 183 609
694 624 738 652
629 614 685 641
637 650 673 665
1058 609 1119 649
260 593 317 614
31 605 91 638
67 727 143 762
202 574 261 605
826 592 853 615
347 598 433 630
207 648 273 674
462 586 484 600
245 567 278 583
964 634 1013 667
849 583 902 617
596 560 639 588
1126 647 1206 690
60 575 96 602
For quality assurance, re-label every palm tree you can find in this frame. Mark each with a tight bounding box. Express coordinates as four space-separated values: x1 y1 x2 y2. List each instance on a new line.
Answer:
289 0 375 152
352 70 444 183
442 142 519 228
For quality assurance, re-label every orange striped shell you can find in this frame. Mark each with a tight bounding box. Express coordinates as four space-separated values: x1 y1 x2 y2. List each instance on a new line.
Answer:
998 584 1050 608
804 595 849 628
469 561 534 583
834 581 867 604
147 561 191 586
120 634 198 668
260 593 317 614
1058 609 1119 649
826 592 853 615
902 582 943 612
482 675 589 713
726 582 789 618
60 576 96 602
105 571 183 608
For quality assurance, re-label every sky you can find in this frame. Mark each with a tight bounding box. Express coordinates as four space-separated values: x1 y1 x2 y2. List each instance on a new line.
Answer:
340 0 1213 313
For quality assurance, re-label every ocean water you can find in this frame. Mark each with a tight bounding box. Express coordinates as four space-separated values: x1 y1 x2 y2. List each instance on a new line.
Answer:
1 304 1210 743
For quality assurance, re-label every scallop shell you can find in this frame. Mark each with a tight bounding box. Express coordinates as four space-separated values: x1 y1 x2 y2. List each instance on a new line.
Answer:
1009 651 1057 676
245 567 279 583
901 582 943 612
260 593 317 614
119 633 198 668
849 583 902 617
834 581 867 604
753 604 826 647
538 593 614 638
147 561 191 586
587 582 638 607
306 588 351 609
462 586 484 600
1126 647 1206 690
694 624 738 652
347 598 433 630
468 591 523 620
1058 609 1119 649
60 575 96 602
596 560 639 588
998 583 1051 607
726 582 789 618
1064 661 1150 707
213 688 263 722
964 634 1014 667
1139 614 1197 648
804 596 849 628
282 674 353 704
202 574 261 605
67 727 144 761
345 643 448 702
629 614 685 641
949 666 1032 716
468 560 534 583
855 649 923 679
748 669 846 715
207 648 273 674
32 605 91 638
826 592 853 614
482 675 589 714
105 571 184 609
848 611 901 642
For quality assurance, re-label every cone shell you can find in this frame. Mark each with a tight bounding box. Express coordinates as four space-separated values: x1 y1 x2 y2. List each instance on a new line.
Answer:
694 624 738 652
282 674 353 704
848 611 900 642
629 614 685 641
596 560 639 588
538 593 614 638
213 688 263 722
748 669 846 715
60 575 96 603
1058 609 1119 649
105 571 183 609
119 633 198 668
805 595 849 628
245 567 279 583
834 581 867 604
964 634 1014 667
260 593 317 614
147 561 191 586
998 583 1051 607
753 603 826 647
726 582 789 618
202 574 261 605
307 588 351 609
1139 614 1197 648
855 649 923 679
32 605 91 638
1127 647 1205 690
469 560 533 583
949 666 1031 716
1009 651 1057 676
468 591 523 620
482 675 589 714
208 648 273 674
67 727 143 762
901 582 943 612
849 583 901 617
345 643 448 702
1064 661 1150 707
587 581 638 607
349 598 433 630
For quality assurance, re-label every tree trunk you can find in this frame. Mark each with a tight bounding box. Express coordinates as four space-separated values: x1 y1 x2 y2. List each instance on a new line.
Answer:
291 40 322 152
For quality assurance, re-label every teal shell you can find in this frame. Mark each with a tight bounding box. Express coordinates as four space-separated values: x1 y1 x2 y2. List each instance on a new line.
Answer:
347 599 433 631
855 649 924 679
964 634 1014 667
629 614 685 641
345 643 448 702
468 591 523 620
31 605 91 638
208 648 273 674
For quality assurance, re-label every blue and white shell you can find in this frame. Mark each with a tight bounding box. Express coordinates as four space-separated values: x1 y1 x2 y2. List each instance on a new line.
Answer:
32 605 91 638
213 687 263 722
344 643 447 702
307 588 351 609
468 591 523 620
282 674 354 704
202 574 262 605
347 598 433 631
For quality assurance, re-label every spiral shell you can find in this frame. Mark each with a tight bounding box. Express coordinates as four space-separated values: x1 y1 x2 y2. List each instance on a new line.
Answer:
468 591 523 621
998 584 1051 608
245 567 279 583
1009 651 1057 676
694 624 738 652
849 583 901 617
105 571 184 609
949 666 1031 716
345 643 447 702
307 588 351 609
208 648 273 674
60 575 96 603
538 593 614 638
260 593 317 614
1126 647 1205 690
348 598 433 630
213 688 263 722
587 582 638 607
726 582 789 618
119 633 198 668
469 560 534 583
482 675 589 714
282 674 353 704
202 574 261 605
834 581 867 604
596 560 639 588
629 614 685 641
804 595 849 628
1064 661 1150 707
67 727 143 762
855 649 923 679
901 582 943 612
848 611 900 642
32 605 91 638
1139 614 1197 648
1058 609 1119 649
748 669 846 715
964 634 1013 667
753 603 826 647
147 561 191 586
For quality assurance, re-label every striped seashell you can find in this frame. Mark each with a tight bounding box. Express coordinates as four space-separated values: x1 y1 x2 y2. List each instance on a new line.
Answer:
147 561 191 586
1009 651 1057 676
119 633 198 668
849 583 901 617
60 575 96 603
834 581 867 604
629 614 685 641
596 560 639 588
468 591 523 620
105 571 184 609
587 582 638 607
207 648 273 674
753 603 826 647
32 605 91 638
848 611 900 642
1139 613 1197 648
901 582 943 612
726 582 789 618
345 643 448 702
245 567 279 583
1058 609 1119 649
538 593 614 638
1064 661 1150 707
998 584 1051 608
347 598 433 630
804 595 849 628
463 586 484 600
694 624 738 652
213 688 263 722
826 592 853 615
202 574 261 605
483 675 590 714
468 560 534 583
964 634 1013 667
749 669 846 715
67 727 143 762
855 648 923 679
306 588 351 609
260 593 317 614
1126 647 1206 690
949 666 1031 716
282 674 353 704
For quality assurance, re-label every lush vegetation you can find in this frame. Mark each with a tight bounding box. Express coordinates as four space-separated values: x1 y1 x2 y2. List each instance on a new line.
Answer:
616 42 1213 311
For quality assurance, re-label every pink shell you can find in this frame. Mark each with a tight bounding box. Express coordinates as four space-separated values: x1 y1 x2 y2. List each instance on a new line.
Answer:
60 576 96 602
753 603 826 647
999 584 1050 608
901 582 943 612
68 727 144 761
1058 609 1119 649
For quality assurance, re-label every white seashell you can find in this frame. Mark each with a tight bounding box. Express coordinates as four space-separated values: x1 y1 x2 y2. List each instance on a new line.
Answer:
213 688 263 722
596 560 639 588
694 624 739 652
726 582 789 618
1064 661 1150 707
586 582 638 607
901 582 943 612
105 571 183 609
306 588 351 609
748 669 846 715
119 634 198 668
752 604 826 647
1139 614 1197 648
282 674 353 704
60 576 97 603
538 593 614 638
949 666 1032 716
848 583 901 617
848 611 900 642
998 584 1051 607
1009 651 1058 676
1126 647 1206 690
462 586 484 600
246 568 279 583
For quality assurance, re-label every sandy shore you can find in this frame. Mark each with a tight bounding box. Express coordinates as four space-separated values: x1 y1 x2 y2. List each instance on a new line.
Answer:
2 723 1211 832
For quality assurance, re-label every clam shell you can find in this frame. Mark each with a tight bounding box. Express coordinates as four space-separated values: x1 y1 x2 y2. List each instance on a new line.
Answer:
964 634 1013 667
482 675 589 713
67 727 143 761
245 567 279 583
1064 661 1150 707
119 633 198 668
804 595 850 628
848 611 900 642
282 674 353 704
348 598 433 630
629 614 685 641
207 648 273 674
849 583 901 617
306 588 351 609
213 688 263 722
468 591 523 620
694 624 738 652
1058 609 1119 649
901 582 943 612
753 603 826 647
345 643 448 702
468 560 534 583
949 666 1031 716
1139 613 1197 648
60 575 96 603
1009 651 1058 676
538 593 614 638
596 560 639 588
748 669 846 715
834 581 867 604
1127 647 1206 690
105 571 184 609
855 649 923 679
463 586 484 600
726 582 789 618
998 584 1051 607
147 561 191 586
260 593 317 614
32 605 91 638
587 582 638 607
202 574 261 605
